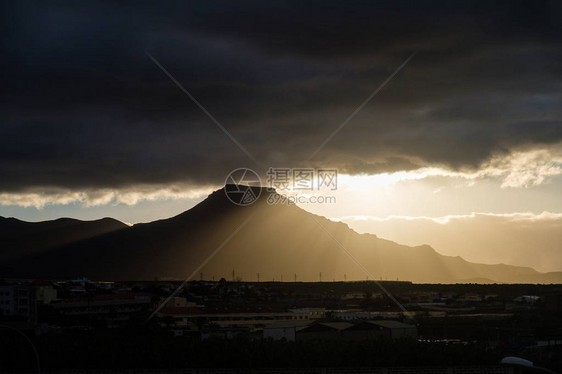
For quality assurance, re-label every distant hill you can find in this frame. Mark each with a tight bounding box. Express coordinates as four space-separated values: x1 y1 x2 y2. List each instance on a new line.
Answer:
1 186 561 283
0 216 128 261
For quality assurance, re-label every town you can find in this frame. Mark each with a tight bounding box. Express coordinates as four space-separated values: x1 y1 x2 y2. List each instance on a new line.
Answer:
1 278 561 370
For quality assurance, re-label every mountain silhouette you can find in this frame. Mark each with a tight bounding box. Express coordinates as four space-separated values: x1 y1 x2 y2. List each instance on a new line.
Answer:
0 216 127 261
1 186 561 283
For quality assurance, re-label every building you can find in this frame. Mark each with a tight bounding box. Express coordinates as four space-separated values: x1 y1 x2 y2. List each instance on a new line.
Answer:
513 295 540 304
163 297 195 308
274 320 419 342
0 284 37 323
31 281 58 304
330 309 404 321
341 321 387 340
458 293 483 303
157 306 309 331
201 327 252 340
263 320 313 341
346 320 418 340
296 322 353 341
288 307 326 320
51 292 154 327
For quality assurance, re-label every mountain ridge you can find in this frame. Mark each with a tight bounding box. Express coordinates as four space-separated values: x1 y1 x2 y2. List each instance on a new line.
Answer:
0 216 128 261
1 186 560 283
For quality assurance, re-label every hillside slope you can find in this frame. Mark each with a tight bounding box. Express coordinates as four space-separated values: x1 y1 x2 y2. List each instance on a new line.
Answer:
1 187 560 283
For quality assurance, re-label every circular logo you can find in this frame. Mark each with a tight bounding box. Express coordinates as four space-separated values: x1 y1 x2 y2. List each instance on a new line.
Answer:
224 168 262 206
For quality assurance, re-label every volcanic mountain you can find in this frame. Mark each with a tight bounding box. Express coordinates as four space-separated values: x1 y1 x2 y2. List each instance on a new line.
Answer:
1 186 561 283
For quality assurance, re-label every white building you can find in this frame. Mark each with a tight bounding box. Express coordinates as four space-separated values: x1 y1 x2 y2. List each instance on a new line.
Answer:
288 307 326 319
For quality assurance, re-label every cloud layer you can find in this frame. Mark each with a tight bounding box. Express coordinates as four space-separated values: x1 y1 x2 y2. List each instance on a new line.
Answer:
2 1 562 202
0 184 216 209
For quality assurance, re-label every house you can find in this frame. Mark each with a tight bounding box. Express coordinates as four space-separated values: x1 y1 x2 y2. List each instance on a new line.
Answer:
295 320 418 341
340 321 386 341
263 320 313 341
368 320 418 340
295 322 353 341
341 320 418 341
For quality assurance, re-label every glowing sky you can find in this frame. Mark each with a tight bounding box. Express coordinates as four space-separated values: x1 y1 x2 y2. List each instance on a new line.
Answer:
1 1 561 272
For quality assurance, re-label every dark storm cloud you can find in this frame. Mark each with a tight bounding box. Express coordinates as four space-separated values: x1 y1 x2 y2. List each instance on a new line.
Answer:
1 0 561 192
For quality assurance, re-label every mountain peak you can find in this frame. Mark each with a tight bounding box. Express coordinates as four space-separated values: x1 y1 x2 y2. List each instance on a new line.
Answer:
2 187 561 284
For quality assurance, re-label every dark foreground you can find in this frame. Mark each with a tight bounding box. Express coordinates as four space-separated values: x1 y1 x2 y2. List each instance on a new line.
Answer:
1 280 561 372
0 368 519 374
1 327 561 372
